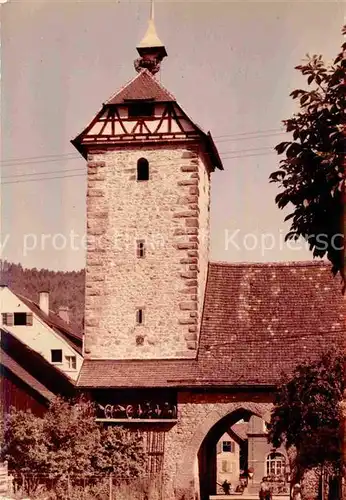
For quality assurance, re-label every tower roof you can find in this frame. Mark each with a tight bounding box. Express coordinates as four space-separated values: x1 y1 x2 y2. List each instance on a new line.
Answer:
72 68 223 170
71 5 223 171
105 69 175 105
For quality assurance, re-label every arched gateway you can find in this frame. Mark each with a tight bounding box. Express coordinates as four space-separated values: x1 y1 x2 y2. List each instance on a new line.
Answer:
72 3 344 500
175 404 271 500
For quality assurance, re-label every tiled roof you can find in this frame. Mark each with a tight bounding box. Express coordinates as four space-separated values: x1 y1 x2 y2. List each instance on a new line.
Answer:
0 347 55 402
230 422 248 442
16 293 83 355
1 328 76 397
105 69 175 105
198 261 344 385
78 359 198 389
78 261 344 389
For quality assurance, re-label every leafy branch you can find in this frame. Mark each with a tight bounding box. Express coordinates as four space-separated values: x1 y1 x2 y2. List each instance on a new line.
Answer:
269 26 345 284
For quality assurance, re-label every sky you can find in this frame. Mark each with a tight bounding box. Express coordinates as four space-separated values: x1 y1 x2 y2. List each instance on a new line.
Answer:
0 0 344 271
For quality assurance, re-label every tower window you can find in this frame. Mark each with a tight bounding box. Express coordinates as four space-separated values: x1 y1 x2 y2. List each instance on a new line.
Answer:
128 102 154 118
136 239 146 258
136 308 144 325
137 158 149 181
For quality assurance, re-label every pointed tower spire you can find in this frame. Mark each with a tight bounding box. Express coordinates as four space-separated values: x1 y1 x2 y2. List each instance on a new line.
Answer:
150 0 154 22
135 0 167 75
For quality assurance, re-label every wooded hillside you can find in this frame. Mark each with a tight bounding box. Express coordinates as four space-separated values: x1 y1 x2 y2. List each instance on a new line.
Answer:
1 261 85 333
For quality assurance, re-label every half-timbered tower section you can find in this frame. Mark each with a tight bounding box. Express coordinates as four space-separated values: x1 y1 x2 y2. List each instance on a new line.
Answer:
72 16 222 360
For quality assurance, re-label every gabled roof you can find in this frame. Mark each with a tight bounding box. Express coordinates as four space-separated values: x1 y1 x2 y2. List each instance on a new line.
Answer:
15 292 83 355
77 261 344 389
105 69 175 105
0 346 55 402
230 422 248 442
1 328 76 397
71 69 223 171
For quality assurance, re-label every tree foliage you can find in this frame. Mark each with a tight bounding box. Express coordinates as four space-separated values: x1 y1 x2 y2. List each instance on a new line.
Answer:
268 350 345 478
41 398 102 479
95 425 146 479
1 409 48 475
1 398 146 494
270 26 345 282
1 260 85 332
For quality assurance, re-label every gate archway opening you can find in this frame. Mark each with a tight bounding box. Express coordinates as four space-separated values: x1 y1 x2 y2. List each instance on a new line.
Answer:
197 408 263 500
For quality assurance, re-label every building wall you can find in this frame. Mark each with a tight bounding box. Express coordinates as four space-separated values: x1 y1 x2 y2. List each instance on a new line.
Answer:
0 288 82 380
247 415 287 487
84 144 211 360
197 155 211 326
89 389 292 500
0 371 47 416
216 432 240 491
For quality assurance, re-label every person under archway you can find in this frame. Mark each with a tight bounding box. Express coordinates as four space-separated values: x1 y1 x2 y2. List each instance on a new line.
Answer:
221 479 231 495
291 482 302 500
259 477 272 500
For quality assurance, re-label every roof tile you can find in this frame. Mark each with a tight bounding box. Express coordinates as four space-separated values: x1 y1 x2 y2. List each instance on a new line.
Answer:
105 69 175 105
16 293 83 354
77 261 344 389
0 347 55 401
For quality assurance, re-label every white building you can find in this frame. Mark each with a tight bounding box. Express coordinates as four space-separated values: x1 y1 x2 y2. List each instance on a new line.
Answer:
0 286 83 380
216 432 241 491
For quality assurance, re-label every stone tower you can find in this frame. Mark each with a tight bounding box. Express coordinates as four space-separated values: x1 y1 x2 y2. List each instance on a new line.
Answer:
72 6 223 360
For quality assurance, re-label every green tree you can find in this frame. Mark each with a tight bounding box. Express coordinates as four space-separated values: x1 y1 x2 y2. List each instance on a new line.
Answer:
270 26 345 282
43 398 146 481
268 350 345 480
43 397 102 479
2 398 146 495
96 425 146 480
2 409 48 494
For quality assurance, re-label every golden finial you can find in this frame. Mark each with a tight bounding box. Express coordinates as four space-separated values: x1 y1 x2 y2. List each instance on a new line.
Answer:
137 0 166 53
135 0 167 74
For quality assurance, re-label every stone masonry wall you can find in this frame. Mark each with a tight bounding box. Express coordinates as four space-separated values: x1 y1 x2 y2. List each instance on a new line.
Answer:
197 156 211 331
84 144 211 359
162 392 273 500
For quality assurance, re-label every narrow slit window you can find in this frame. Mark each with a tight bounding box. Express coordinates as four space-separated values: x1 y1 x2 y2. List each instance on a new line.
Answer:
137 158 149 181
136 308 144 325
136 240 146 258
